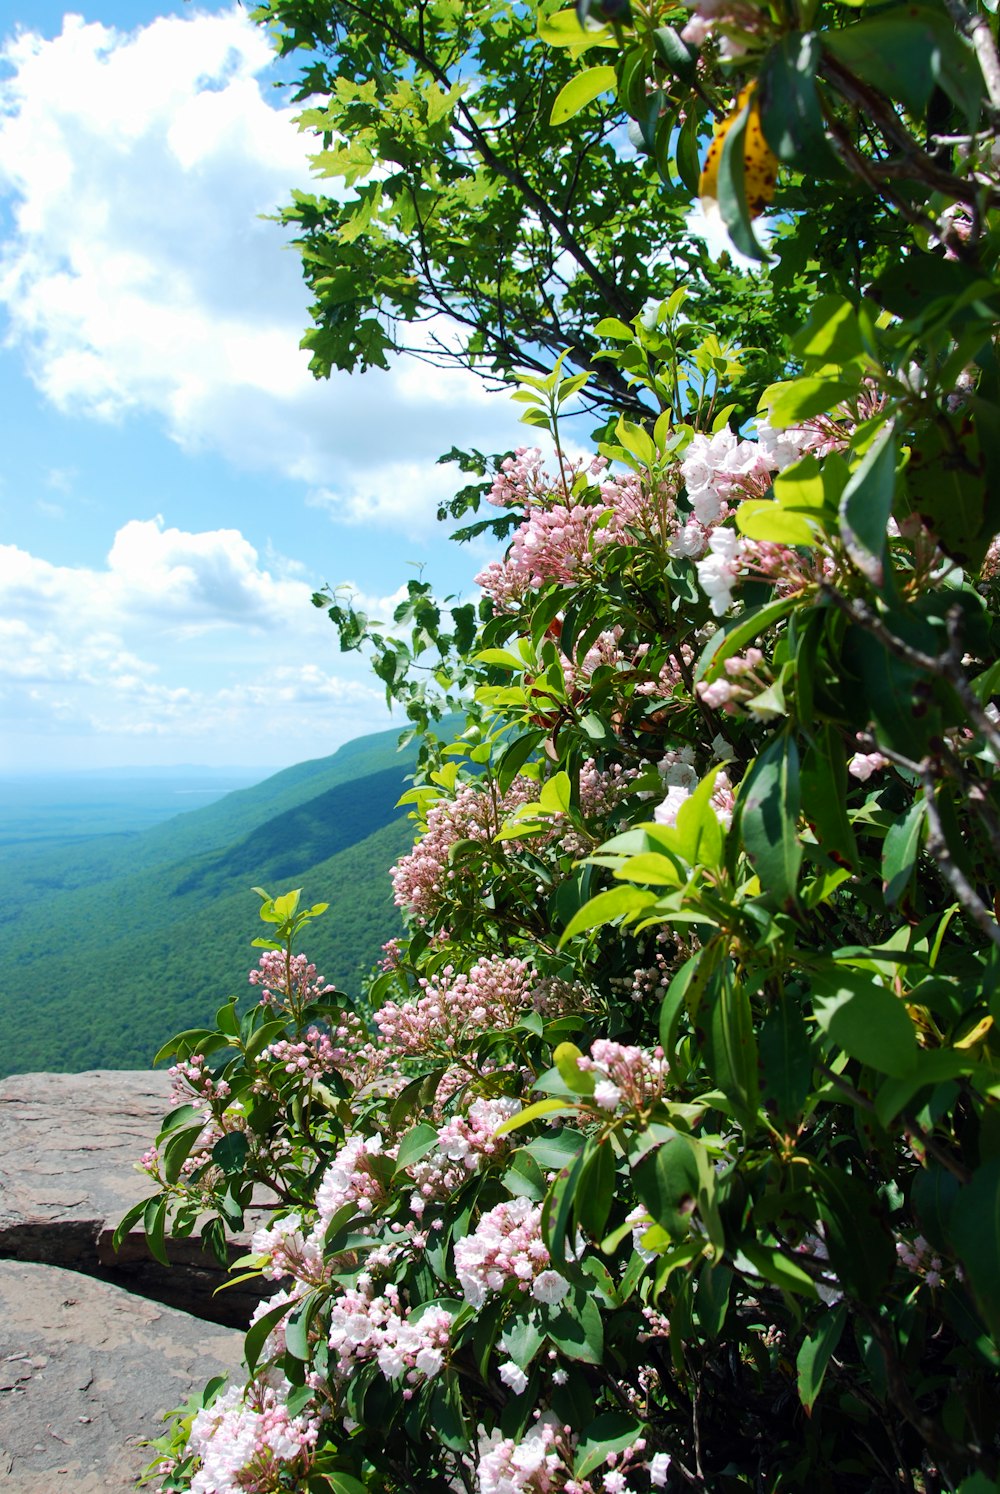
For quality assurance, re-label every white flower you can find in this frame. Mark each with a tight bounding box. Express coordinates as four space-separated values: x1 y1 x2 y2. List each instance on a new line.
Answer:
531 1269 570 1305
414 1346 444 1378
649 1451 672 1487
593 1079 622 1111
653 784 690 829
499 1360 529 1394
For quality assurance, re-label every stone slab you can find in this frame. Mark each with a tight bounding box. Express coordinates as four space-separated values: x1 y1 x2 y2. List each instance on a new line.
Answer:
0 1071 269 1325
0 1259 243 1492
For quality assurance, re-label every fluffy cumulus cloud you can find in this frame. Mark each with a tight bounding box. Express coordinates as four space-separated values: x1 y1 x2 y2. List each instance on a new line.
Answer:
0 518 392 766
0 6 520 532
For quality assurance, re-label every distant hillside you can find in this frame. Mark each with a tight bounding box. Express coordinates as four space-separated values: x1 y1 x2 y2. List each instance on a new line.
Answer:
0 726 423 1076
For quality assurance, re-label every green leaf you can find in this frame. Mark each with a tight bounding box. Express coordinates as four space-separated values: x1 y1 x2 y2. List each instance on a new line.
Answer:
759 998 813 1126
549 64 617 124
695 595 798 683
574 1413 645 1481
733 1243 818 1298
212 1131 249 1177
634 1135 701 1240
882 798 926 908
537 10 615 51
394 1122 440 1174
143 1194 169 1268
285 1289 323 1361
736 451 844 546
739 735 802 906
715 99 770 263
575 1138 616 1240
812 967 918 1077
706 964 760 1124
544 1283 604 1363
613 852 684 887
554 1041 595 1096
161 1124 208 1186
112 1197 150 1253
539 771 572 815
790 295 863 367
502 1311 545 1369
838 425 897 588
874 1048 975 1128
760 374 860 426
950 1160 1000 1340
244 1297 294 1375
800 727 858 869
674 767 725 870
559 885 657 943
324 1475 369 1494
797 1302 847 1412
653 25 696 83
695 1260 733 1340
824 7 982 121
495 1098 577 1135
810 1164 894 1305
758 33 842 178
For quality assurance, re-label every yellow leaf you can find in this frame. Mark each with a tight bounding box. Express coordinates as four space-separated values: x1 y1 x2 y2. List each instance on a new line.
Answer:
954 1014 994 1050
698 84 778 218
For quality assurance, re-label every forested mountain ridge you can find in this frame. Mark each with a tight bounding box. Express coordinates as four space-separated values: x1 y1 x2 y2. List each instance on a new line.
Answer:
0 727 420 1076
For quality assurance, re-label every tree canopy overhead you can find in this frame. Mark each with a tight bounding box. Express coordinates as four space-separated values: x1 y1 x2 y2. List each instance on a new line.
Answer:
250 0 816 421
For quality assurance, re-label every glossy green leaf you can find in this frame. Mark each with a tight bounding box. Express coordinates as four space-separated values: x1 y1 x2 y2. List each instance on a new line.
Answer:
759 997 813 1125
812 967 918 1077
739 735 802 906
882 798 926 908
394 1121 440 1174
790 295 863 366
825 7 982 120
760 374 860 427
734 1243 818 1298
559 884 657 943
797 1302 847 1412
950 1160 1000 1339
212 1131 249 1177
575 1413 645 1481
550 64 612 124
758 32 842 177
810 1164 894 1305
695 594 798 682
838 426 897 588
706 965 760 1124
634 1135 701 1240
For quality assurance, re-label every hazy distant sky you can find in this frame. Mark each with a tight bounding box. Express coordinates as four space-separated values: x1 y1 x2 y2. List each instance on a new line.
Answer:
0 1 525 770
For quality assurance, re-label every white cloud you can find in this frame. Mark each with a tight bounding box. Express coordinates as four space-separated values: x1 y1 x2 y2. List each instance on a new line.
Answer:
0 7 522 534
0 517 393 766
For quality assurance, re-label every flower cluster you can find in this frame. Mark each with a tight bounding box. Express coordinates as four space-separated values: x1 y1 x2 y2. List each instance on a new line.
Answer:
391 777 536 921
248 951 336 1009
653 768 735 832
896 1234 963 1290
327 1280 453 1383
186 1380 319 1494
578 1039 667 1113
454 1196 569 1308
315 1133 389 1222
406 1096 521 1215
374 955 544 1058
681 421 819 529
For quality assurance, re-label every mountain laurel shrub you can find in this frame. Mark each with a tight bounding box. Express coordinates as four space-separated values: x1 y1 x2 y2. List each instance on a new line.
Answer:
126 2 1000 1490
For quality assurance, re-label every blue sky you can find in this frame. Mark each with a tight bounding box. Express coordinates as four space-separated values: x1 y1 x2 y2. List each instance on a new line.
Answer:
0 0 526 770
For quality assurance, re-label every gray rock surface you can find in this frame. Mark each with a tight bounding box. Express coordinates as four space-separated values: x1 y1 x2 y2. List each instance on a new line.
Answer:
0 1258 243 1492
0 1070 269 1325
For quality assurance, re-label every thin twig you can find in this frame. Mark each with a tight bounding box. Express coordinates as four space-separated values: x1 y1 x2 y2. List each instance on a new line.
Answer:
942 0 1000 111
